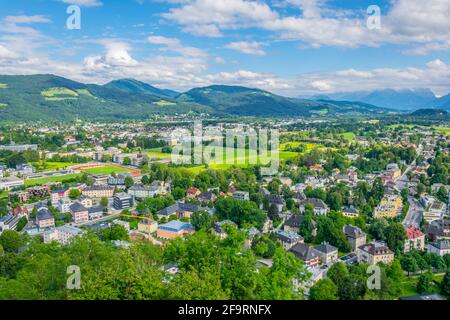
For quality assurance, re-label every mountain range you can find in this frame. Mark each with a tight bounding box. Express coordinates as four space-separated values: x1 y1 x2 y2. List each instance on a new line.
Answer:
0 74 412 122
307 88 450 111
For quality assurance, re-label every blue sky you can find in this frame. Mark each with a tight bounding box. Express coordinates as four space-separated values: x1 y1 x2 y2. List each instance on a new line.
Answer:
0 0 449 96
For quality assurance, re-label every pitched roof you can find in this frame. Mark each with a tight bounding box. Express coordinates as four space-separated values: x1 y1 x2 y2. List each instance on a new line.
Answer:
36 208 53 221
343 224 366 238
289 243 321 261
315 243 338 254
157 202 205 216
406 226 424 239
358 242 393 256
69 202 88 213
284 215 304 228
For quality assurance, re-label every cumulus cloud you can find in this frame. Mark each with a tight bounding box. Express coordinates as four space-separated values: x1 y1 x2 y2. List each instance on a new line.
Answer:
225 41 266 56
148 35 207 57
162 0 450 52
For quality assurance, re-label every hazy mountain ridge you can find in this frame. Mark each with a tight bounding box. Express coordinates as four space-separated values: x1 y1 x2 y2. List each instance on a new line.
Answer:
307 88 450 111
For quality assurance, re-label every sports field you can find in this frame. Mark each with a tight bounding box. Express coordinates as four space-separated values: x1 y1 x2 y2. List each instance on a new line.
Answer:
71 164 141 175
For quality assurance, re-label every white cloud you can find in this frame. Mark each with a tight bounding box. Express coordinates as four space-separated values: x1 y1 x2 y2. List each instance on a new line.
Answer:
214 56 226 64
162 0 450 52
60 0 102 7
225 41 266 56
148 35 207 57
310 80 333 91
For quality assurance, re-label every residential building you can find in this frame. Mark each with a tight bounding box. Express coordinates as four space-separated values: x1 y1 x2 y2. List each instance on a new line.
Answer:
314 243 338 264
43 225 84 245
0 176 24 191
212 220 237 239
157 202 207 220
157 220 195 239
51 187 70 203
88 206 104 220
404 226 426 253
357 242 394 265
343 225 367 251
426 219 450 241
427 240 450 256
186 187 201 198
0 143 38 152
268 194 286 212
113 192 133 210
423 200 446 223
197 191 217 203
289 243 321 267
342 206 359 218
69 202 89 224
57 198 73 213
78 195 93 208
36 207 55 229
299 198 329 215
0 214 22 234
82 185 114 198
276 230 304 250
374 195 403 219
233 191 250 201
138 219 158 234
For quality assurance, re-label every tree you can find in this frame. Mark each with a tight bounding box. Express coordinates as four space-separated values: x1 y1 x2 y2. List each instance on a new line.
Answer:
436 186 448 204
172 187 186 200
191 211 213 230
327 262 348 288
15 217 28 232
309 278 338 300
440 271 450 297
268 203 280 222
122 157 132 166
100 197 109 208
124 176 134 189
99 225 129 241
298 214 315 243
401 255 418 276
30 207 38 219
338 275 367 300
69 188 81 200
416 271 434 294
384 222 406 254
0 230 23 253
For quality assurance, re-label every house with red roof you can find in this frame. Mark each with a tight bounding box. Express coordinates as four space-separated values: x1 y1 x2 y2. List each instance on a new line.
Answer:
404 226 425 253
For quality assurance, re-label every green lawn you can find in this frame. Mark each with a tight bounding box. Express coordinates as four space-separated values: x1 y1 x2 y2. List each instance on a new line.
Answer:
338 132 356 141
399 274 443 298
0 191 8 200
145 148 172 159
81 166 132 175
25 173 83 186
29 161 79 172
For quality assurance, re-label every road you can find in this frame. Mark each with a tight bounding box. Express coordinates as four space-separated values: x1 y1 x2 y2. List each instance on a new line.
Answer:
402 197 423 228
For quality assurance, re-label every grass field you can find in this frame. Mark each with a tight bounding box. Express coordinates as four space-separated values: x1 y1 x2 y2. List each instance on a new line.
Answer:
399 274 444 297
25 173 83 186
80 166 133 175
29 161 79 172
432 126 450 135
145 148 172 159
0 83 8 89
338 132 356 141
0 191 8 200
41 87 79 101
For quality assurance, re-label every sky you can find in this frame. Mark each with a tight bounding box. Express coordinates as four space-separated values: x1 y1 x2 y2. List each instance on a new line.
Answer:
0 0 450 97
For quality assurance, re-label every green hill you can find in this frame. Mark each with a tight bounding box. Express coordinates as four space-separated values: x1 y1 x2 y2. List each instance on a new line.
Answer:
104 79 179 98
0 74 391 122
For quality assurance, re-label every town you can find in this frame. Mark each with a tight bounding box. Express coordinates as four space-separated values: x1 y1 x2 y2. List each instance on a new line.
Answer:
0 115 449 300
